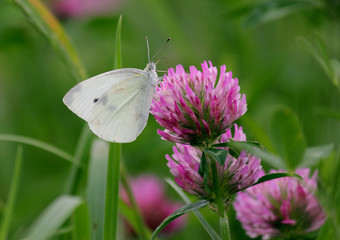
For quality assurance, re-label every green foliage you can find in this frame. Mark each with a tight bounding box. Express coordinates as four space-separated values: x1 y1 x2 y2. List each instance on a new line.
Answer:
297 35 340 93
0 134 76 166
104 17 123 240
151 200 209 240
269 107 306 169
250 172 302 187
72 203 91 240
243 0 316 28
166 178 221 240
0 146 22 240
23 195 83 240
6 0 87 82
204 148 229 166
1 0 339 239
212 141 287 169
87 139 108 240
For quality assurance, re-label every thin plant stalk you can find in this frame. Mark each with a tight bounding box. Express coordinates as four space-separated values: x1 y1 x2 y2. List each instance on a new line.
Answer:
219 215 231 240
104 143 121 240
103 15 123 240
0 146 22 240
65 126 92 194
210 159 231 240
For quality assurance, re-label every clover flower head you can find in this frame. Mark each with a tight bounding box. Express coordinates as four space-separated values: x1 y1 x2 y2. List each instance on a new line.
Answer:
166 124 261 202
151 61 247 146
234 168 326 240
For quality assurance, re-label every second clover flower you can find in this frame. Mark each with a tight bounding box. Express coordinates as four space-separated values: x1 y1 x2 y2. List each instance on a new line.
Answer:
166 124 262 206
151 61 247 147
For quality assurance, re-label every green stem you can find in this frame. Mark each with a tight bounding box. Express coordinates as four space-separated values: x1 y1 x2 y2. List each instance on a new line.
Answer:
210 160 225 217
210 159 231 240
219 215 231 240
120 163 149 240
104 143 121 240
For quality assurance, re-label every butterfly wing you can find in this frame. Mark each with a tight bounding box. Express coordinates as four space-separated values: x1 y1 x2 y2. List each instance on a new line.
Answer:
87 73 156 143
63 68 146 121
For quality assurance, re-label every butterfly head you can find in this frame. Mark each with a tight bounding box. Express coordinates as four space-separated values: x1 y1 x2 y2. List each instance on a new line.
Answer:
145 62 157 72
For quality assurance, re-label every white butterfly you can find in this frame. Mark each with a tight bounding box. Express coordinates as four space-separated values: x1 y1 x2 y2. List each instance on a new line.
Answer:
63 63 159 143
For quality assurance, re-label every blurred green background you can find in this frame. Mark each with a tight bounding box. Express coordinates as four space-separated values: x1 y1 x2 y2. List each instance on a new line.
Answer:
0 0 339 239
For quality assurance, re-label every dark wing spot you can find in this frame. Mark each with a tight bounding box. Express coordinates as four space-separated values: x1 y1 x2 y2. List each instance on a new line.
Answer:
94 98 99 103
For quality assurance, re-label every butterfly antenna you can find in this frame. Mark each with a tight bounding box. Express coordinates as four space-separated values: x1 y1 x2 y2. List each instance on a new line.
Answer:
146 36 151 63
151 37 171 62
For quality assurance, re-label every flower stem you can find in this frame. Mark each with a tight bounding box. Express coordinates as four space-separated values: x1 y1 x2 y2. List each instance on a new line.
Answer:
210 159 231 240
219 214 231 240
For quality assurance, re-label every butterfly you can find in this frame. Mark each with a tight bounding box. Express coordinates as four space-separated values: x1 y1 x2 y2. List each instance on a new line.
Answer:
63 38 169 143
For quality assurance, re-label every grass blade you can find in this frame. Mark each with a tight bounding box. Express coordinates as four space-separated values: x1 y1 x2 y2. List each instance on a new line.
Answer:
87 140 108 240
0 146 23 240
166 178 221 240
7 0 87 82
24 195 82 240
72 203 91 240
104 143 121 240
0 134 77 166
64 126 92 195
104 15 123 240
114 15 122 70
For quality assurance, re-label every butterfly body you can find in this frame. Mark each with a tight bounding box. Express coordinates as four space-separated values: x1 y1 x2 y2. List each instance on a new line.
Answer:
63 62 159 143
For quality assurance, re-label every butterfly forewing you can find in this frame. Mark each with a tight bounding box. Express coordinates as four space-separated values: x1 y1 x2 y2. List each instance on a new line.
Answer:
63 69 147 121
88 73 156 142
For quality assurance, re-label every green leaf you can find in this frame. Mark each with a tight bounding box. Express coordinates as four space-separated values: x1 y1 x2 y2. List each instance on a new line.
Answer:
299 144 333 168
0 146 23 240
72 203 91 240
252 172 302 187
151 200 209 240
204 148 229 166
87 140 108 240
0 134 78 167
198 151 208 177
166 178 221 240
24 195 82 240
212 141 287 169
269 107 306 169
239 117 276 152
244 0 315 28
7 0 87 82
